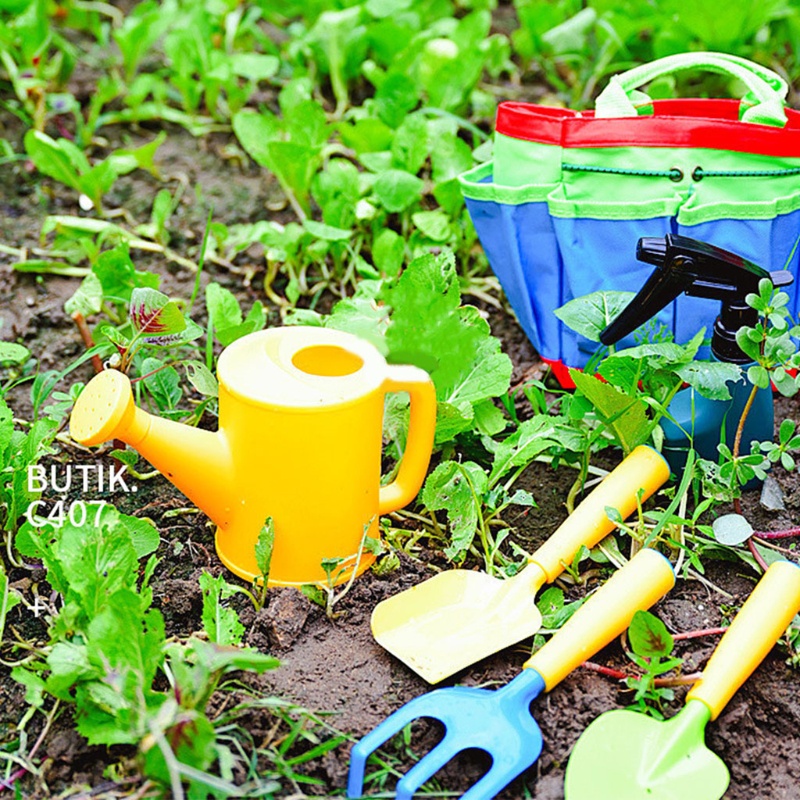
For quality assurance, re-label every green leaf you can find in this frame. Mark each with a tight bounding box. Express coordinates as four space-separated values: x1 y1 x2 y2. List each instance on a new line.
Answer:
129 288 186 338
141 357 181 410
372 229 404 277
206 282 243 332
628 610 673 658
555 291 637 342
199 572 245 646
676 361 742 401
488 414 563 484
412 210 451 242
712 513 754 546
255 517 275 583
303 219 352 241
570 369 650 454
64 272 104 318
11 667 45 707
373 169 423 212
24 130 82 192
229 53 279 81
184 361 219 398
421 461 488 560
0 341 30 365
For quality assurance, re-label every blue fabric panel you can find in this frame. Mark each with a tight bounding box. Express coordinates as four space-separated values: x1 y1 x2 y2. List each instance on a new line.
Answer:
551 216 674 367
465 192 563 362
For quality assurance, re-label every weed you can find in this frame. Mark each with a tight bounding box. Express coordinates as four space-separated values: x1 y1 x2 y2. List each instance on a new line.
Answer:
625 610 685 719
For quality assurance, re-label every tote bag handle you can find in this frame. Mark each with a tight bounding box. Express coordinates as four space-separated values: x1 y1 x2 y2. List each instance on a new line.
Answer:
595 52 788 127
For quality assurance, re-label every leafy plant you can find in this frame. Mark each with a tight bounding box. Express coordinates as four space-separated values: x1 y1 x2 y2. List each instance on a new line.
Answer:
625 610 684 718
12 507 279 797
24 129 166 212
0 396 58 547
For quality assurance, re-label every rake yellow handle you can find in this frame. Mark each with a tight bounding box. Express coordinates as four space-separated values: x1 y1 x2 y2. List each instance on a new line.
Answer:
686 560 800 721
524 548 675 691
530 446 670 583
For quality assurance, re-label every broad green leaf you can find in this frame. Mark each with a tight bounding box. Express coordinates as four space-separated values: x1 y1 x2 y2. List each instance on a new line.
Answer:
570 369 650 454
129 288 186 338
628 609 673 658
24 130 81 192
372 228 404 277
676 361 742 401
421 460 488 560
232 110 281 168
373 169 423 212
141 357 181 410
0 341 30 365
712 513 754 545
489 414 563 484
108 131 166 177
555 291 636 342
184 361 219 398
229 53 279 81
206 282 243 332
412 210 451 242
303 219 352 241
64 272 103 317
11 666 44 707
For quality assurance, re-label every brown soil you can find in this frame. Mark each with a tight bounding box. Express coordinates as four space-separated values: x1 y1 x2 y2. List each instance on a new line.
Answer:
2 111 800 800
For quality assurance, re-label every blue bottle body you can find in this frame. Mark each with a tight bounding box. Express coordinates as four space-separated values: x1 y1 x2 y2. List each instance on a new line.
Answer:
660 366 773 477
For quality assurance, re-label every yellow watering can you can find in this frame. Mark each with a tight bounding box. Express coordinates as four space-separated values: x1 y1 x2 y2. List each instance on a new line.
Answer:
69 327 437 587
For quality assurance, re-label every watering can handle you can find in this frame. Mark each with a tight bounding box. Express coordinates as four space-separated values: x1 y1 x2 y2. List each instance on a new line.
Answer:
685 560 800 721
523 548 676 691
378 365 437 515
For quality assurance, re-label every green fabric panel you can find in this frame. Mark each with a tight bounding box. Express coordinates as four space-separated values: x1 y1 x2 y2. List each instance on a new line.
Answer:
470 137 800 221
458 161 556 204
492 133 562 186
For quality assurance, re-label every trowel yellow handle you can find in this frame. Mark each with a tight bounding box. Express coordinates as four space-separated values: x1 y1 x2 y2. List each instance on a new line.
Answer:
378 365 437 514
686 560 800 721
530 446 670 583
524 548 675 690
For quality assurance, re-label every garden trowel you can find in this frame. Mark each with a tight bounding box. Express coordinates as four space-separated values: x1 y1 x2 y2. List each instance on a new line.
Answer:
564 559 800 800
371 445 669 683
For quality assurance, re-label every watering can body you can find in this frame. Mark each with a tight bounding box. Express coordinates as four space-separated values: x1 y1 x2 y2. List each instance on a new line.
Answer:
70 327 437 587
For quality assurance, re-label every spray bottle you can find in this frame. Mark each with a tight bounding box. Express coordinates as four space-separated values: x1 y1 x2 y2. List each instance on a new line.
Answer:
599 234 793 476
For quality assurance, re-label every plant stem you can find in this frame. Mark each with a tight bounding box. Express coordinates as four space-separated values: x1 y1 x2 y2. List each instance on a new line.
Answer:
71 312 103 374
673 627 727 641
732 382 759 460
581 661 702 687
754 527 800 539
748 537 770 572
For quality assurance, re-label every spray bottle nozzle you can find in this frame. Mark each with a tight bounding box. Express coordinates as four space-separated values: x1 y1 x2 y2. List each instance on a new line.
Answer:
600 234 793 362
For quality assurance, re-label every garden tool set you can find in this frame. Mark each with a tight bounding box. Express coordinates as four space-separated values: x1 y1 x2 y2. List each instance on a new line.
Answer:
65 45 800 800
349 548 676 800
371 444 670 683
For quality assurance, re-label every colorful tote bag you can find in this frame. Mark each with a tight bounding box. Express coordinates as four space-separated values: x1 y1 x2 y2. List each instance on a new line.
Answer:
459 53 800 385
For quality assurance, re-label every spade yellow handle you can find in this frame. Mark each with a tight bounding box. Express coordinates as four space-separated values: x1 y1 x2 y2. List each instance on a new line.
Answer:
531 446 670 583
524 548 676 691
686 559 800 721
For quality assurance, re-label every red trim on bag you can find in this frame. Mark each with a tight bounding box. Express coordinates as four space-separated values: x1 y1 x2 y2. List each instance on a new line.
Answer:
496 99 800 157
542 357 575 389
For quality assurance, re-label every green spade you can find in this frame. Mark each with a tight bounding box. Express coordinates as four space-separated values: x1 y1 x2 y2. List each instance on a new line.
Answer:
564 559 800 800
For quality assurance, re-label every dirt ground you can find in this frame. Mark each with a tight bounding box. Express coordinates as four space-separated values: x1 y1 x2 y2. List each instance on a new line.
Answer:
2 121 800 800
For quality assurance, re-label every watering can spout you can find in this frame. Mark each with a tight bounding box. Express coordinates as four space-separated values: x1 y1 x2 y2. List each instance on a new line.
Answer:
70 370 236 527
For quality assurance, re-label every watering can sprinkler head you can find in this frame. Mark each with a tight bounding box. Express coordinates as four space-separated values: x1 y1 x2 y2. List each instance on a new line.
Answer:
69 327 437 587
600 234 793 363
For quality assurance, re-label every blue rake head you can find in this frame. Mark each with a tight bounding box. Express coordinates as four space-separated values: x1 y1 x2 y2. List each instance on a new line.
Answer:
347 669 546 800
